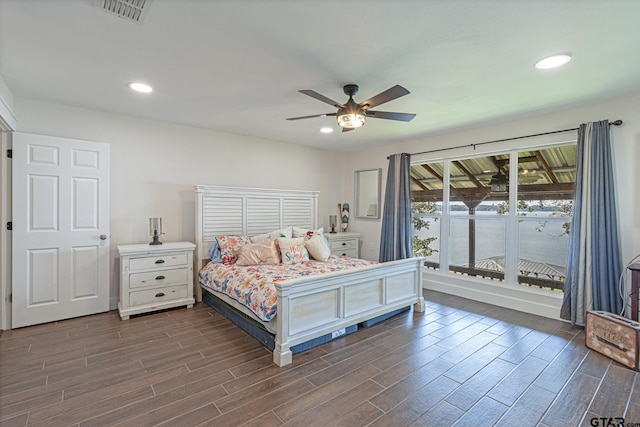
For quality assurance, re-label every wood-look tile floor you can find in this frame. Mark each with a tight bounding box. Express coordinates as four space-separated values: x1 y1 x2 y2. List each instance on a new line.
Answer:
1 291 639 427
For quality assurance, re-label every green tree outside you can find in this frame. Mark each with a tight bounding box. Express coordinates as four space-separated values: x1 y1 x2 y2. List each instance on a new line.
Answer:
412 201 439 257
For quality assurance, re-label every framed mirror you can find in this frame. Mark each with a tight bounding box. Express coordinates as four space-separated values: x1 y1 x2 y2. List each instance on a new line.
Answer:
355 168 381 219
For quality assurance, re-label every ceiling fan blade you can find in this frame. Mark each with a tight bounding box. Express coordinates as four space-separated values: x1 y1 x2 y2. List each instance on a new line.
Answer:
366 110 416 122
286 112 336 121
299 90 345 108
358 85 410 109
342 127 355 133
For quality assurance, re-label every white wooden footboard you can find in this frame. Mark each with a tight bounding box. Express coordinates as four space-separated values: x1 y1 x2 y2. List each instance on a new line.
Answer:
273 257 425 366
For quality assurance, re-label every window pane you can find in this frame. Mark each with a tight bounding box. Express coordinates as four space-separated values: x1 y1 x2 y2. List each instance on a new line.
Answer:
449 217 506 281
412 213 440 269
411 161 443 268
518 218 569 291
410 161 444 213
516 145 575 290
450 154 510 215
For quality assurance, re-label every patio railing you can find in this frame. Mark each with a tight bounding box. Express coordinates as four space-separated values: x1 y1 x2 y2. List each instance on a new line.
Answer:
423 261 564 292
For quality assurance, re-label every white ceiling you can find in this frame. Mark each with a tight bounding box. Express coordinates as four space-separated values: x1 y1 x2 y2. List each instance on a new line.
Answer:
2 0 640 152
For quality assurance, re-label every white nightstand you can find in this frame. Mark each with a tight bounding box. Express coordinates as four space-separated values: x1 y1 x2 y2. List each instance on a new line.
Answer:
324 232 360 258
117 242 195 320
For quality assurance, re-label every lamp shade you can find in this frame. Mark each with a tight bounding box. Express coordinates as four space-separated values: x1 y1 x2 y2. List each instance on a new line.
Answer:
149 217 163 245
489 171 508 192
149 217 162 235
337 111 365 128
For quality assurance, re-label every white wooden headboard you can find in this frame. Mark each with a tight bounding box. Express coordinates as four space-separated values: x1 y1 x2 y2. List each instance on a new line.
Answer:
194 185 319 268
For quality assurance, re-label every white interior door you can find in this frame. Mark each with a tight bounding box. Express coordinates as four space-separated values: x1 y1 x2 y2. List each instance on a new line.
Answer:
12 132 110 328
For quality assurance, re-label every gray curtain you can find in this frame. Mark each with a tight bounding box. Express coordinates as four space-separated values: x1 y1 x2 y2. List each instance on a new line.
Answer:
379 153 413 262
560 120 622 326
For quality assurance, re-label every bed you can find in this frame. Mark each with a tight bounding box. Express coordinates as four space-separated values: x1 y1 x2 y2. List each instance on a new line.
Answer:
195 185 425 366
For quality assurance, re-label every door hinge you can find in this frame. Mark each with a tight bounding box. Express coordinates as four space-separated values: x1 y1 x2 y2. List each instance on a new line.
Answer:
6 149 11 158
8 293 11 303
6 222 12 231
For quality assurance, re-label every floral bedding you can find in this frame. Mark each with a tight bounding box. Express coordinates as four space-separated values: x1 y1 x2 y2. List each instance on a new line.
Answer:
198 256 377 322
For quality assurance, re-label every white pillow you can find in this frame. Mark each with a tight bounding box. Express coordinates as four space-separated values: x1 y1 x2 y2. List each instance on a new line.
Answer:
250 227 292 243
292 226 324 238
277 237 309 264
305 232 331 261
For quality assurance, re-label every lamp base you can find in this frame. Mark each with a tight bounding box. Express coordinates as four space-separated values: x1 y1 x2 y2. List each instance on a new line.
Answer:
149 231 162 245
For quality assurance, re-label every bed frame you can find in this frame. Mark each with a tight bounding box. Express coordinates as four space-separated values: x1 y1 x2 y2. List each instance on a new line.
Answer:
195 185 425 366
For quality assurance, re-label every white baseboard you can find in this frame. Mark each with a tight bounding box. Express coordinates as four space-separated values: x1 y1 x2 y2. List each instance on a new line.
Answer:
424 270 563 320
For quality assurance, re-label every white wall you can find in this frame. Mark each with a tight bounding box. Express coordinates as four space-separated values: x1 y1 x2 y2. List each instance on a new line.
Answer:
13 99 347 310
0 74 16 130
345 92 640 318
8 92 640 321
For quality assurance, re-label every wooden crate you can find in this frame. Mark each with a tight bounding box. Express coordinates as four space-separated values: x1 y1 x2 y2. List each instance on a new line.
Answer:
585 310 640 370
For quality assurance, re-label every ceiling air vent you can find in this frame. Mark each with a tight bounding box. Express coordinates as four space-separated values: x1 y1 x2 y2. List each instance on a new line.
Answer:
94 0 152 24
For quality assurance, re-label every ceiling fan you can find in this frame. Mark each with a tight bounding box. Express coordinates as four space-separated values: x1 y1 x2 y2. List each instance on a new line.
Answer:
286 84 416 132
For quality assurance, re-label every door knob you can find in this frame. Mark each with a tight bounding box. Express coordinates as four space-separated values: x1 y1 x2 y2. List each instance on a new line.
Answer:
100 234 108 240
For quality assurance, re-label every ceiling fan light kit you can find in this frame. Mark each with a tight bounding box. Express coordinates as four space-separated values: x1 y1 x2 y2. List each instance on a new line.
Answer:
489 170 508 192
489 160 509 192
337 112 365 129
287 83 415 132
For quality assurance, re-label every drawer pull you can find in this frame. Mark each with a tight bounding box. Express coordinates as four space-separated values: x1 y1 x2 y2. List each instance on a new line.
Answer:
342 242 347 246
155 259 165 264
155 275 165 280
155 292 165 298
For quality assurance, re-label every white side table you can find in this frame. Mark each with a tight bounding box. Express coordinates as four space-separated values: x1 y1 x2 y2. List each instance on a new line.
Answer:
324 232 360 257
117 242 195 320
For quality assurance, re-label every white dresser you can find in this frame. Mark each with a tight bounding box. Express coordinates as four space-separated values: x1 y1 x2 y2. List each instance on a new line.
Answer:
117 242 195 320
324 232 360 258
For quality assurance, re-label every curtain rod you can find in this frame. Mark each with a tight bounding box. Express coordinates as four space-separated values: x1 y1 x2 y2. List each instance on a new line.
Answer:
388 119 623 159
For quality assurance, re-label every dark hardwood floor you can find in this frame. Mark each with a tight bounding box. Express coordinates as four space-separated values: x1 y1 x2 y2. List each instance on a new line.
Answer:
1 291 639 427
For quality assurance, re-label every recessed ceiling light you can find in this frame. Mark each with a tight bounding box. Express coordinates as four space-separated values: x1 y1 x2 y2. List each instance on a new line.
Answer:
128 82 153 93
320 127 334 134
535 54 572 69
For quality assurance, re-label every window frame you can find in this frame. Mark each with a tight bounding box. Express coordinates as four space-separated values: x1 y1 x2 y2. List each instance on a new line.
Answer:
411 140 576 293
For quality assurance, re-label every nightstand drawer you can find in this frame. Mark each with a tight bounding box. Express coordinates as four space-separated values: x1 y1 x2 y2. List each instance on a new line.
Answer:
329 239 357 250
324 233 360 259
129 267 188 289
129 284 189 306
129 253 188 271
333 248 358 257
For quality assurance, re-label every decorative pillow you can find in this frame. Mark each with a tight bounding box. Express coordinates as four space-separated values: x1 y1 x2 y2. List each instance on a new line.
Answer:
235 240 281 266
292 226 324 238
216 235 251 265
277 237 309 264
208 239 223 263
305 232 331 261
250 227 292 243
